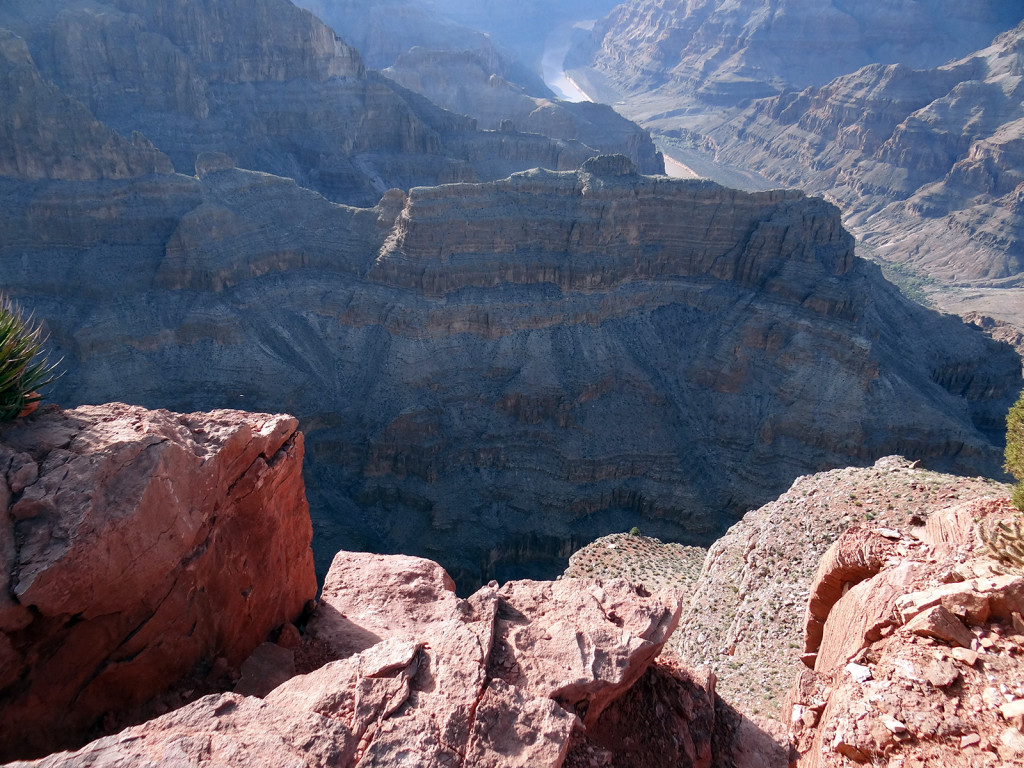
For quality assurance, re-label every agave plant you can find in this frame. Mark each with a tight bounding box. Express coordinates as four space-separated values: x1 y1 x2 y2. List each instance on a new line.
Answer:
0 296 62 421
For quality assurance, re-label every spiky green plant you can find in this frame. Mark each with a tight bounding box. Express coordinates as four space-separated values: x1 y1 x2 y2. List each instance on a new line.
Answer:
0 296 61 420
981 517 1024 572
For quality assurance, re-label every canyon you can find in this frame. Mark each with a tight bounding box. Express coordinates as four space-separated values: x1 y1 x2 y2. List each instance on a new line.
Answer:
1 149 1019 590
567 0 1024 329
0 0 1021 590
1 0 1024 763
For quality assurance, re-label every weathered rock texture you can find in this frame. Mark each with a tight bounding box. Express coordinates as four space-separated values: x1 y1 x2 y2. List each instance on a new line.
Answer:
0 0 627 207
788 496 1024 767
1 156 1020 592
564 456 1015 731
300 550 682 764
708 21 1024 325
0 28 171 180
4 550 728 768
0 404 316 761
577 0 1019 106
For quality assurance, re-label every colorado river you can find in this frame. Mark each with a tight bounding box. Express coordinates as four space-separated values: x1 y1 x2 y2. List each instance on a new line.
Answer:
541 18 702 180
541 21 594 102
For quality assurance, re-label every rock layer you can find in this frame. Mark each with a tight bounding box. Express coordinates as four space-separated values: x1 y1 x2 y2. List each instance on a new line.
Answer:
0 158 1020 592
710 22 1024 309
571 1 1024 326
0 28 172 181
0 404 316 761
0 0 635 207
578 0 1019 106
298 549 681 764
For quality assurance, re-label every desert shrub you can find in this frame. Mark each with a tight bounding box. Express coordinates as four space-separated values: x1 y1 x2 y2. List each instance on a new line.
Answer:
1008 388 1024 511
629 526 641 536
0 296 61 420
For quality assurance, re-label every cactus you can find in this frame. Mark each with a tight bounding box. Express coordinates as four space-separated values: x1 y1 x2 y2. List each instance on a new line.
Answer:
981 516 1024 572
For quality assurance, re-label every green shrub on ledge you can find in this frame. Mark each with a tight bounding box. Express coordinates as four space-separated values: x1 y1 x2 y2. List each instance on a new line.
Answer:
0 296 61 421
1008 389 1024 512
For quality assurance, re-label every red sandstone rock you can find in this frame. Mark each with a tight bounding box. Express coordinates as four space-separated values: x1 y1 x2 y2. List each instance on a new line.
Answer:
301 550 682 766
802 527 900 655
13 693 352 768
788 497 1024 767
493 578 682 727
904 605 975 648
0 404 317 761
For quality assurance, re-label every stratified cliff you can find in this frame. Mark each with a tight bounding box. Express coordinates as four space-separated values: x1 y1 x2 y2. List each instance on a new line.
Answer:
1 146 1019 591
0 0 618 206
569 2 1024 327
0 29 172 181
577 0 1020 105
708 22 1024 318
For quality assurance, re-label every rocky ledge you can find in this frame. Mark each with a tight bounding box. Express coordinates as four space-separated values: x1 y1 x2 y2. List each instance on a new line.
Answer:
789 496 1024 766
0 404 317 761
0 403 788 767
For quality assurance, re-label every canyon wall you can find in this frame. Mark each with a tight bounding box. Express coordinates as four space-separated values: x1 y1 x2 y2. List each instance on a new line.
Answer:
384 48 664 174
570 2 1024 327
578 0 1020 105
708 22 1024 296
0 404 316 760
0 152 1018 591
0 0 626 207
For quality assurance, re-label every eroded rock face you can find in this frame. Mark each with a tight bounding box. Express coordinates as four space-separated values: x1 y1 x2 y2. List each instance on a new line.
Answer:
711 22 1024 303
305 550 682 757
383 48 664 174
0 29 172 181
572 2 1024 327
788 496 1024 767
5 548 726 768
579 0 1019 105
1 159 1020 592
0 404 317 761
0 0 643 207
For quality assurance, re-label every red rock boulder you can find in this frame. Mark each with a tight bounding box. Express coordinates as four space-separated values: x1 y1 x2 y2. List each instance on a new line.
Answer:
0 403 317 760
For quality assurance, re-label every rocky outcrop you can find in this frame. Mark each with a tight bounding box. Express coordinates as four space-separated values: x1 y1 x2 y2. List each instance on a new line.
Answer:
566 456 1016 729
0 404 316 761
788 496 1024 766
7 549 715 768
1 158 1020 592
298 550 681 764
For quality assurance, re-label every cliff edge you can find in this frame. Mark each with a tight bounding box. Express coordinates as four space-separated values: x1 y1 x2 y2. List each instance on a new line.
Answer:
0 404 316 760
